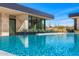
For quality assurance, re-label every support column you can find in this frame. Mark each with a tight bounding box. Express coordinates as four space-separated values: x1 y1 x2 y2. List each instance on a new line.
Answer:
1 13 9 36
44 19 46 31
76 18 79 30
74 19 77 30
24 15 28 32
0 14 1 35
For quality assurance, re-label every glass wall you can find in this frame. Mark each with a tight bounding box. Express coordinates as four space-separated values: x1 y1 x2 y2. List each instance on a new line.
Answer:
28 15 46 32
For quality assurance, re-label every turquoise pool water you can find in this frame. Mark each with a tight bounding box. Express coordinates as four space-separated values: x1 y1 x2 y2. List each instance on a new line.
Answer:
0 33 79 56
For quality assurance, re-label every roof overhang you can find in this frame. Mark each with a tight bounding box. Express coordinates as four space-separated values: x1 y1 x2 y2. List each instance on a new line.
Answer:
0 3 54 20
0 6 26 15
69 13 79 19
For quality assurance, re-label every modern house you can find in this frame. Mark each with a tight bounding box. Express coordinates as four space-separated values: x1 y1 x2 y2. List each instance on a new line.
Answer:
69 13 79 30
0 3 54 36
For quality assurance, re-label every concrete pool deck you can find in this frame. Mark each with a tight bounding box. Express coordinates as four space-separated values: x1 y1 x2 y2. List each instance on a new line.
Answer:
36 33 79 35
0 50 15 56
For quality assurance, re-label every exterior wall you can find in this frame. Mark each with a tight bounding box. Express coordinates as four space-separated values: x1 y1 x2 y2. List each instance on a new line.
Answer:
77 18 79 30
0 13 9 36
0 13 28 36
0 6 52 36
16 14 28 32
0 14 1 35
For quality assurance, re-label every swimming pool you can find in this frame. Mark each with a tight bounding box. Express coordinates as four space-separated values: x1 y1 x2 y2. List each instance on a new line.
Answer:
0 33 79 56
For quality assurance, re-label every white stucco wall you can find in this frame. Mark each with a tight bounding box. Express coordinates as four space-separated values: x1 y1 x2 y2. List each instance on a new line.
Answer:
0 14 1 35
0 13 9 36
76 18 79 30
0 13 29 36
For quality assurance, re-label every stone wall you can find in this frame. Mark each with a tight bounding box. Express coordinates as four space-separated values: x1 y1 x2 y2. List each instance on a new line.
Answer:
77 18 79 30
0 13 9 36
16 14 28 32
0 14 1 35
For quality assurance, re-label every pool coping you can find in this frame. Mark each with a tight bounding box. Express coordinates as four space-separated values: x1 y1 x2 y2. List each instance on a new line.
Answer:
0 50 15 56
0 32 79 37
36 33 79 35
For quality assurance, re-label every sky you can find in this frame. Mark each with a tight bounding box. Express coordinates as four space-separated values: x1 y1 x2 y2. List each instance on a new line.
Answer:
19 3 79 27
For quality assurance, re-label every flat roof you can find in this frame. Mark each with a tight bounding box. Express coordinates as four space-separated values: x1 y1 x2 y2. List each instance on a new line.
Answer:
69 12 79 17
0 3 54 19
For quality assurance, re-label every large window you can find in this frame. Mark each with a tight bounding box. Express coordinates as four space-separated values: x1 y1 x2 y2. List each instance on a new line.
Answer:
28 15 46 32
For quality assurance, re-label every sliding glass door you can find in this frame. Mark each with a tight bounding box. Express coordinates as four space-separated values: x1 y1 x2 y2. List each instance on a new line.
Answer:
9 16 16 35
28 15 46 32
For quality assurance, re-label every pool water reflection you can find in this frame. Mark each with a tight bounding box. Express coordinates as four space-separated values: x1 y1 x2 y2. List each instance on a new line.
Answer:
0 33 79 56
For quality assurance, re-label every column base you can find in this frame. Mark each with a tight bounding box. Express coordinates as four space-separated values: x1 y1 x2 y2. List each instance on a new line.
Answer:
1 32 9 36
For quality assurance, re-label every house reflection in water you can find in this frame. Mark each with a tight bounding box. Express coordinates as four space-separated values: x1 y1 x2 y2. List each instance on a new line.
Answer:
0 35 46 50
73 34 79 48
68 34 79 54
9 36 17 48
15 35 46 49
28 35 46 49
0 36 27 51
18 35 29 48
0 36 10 49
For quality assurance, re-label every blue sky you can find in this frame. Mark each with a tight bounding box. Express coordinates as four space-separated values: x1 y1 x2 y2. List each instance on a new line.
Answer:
19 3 79 27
